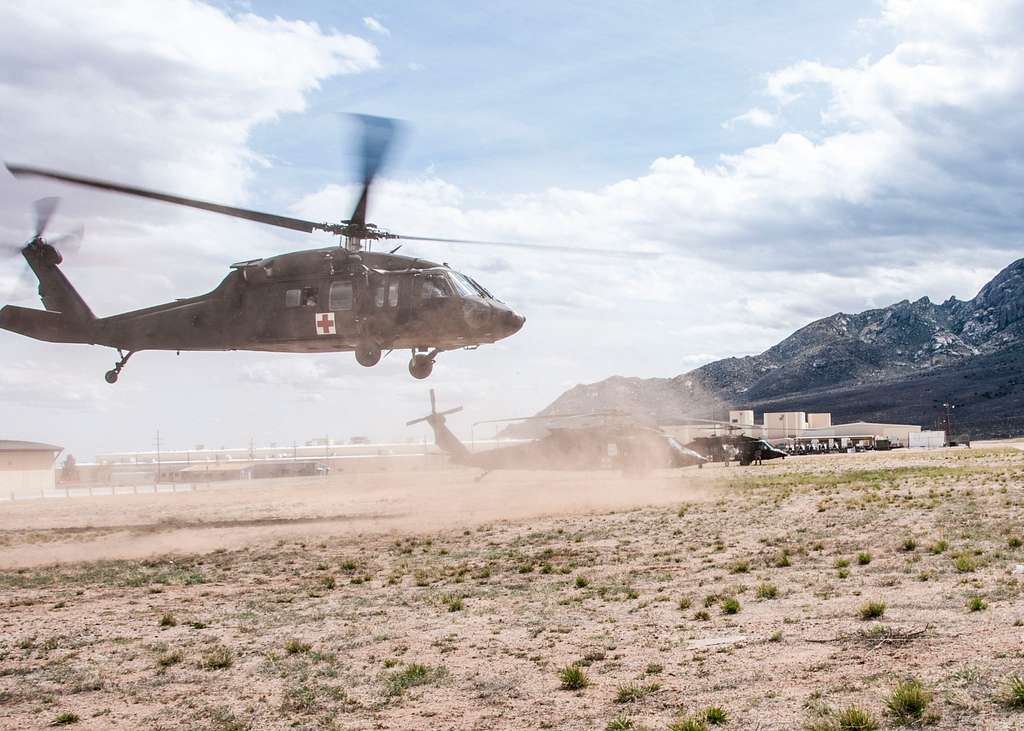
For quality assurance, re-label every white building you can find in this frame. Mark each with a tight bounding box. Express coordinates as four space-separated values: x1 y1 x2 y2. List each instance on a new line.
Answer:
0 440 63 494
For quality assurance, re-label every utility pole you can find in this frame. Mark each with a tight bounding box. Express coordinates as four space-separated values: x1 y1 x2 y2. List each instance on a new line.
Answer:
940 401 957 445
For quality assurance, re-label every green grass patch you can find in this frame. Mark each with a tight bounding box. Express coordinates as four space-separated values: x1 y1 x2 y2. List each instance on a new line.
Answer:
558 665 590 690
385 662 447 697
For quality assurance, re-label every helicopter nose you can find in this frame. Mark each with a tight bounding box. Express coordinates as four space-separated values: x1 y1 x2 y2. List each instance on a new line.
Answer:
500 308 525 336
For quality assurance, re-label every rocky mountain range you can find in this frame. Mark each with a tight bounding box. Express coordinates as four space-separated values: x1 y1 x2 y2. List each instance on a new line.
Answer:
520 258 1024 438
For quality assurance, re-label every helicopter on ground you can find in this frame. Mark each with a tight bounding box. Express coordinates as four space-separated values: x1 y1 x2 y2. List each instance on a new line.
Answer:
685 433 787 466
0 116 641 382
406 389 708 478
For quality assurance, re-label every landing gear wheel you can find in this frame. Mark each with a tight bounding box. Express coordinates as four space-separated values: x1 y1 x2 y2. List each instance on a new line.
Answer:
104 349 134 384
355 342 382 367
409 354 434 379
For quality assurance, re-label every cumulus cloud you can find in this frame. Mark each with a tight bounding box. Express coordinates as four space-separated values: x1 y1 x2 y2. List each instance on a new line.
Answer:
296 0 1024 282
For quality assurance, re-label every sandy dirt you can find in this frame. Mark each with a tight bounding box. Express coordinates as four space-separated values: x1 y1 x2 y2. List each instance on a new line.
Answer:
1 449 1023 730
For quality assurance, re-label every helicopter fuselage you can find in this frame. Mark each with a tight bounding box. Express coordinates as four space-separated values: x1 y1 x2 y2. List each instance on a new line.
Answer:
0 245 525 380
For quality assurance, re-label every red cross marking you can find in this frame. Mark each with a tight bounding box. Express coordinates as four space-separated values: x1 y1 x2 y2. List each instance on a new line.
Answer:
315 312 335 335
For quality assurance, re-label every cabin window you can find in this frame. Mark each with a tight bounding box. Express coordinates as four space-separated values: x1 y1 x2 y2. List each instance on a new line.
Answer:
301 287 318 307
329 281 353 310
420 273 453 298
374 284 385 308
388 280 399 307
284 289 301 308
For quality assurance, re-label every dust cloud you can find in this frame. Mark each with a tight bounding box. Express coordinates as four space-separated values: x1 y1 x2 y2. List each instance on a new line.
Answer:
0 467 721 568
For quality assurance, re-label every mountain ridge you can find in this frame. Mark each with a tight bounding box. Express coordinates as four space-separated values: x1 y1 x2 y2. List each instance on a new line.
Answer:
522 258 1024 438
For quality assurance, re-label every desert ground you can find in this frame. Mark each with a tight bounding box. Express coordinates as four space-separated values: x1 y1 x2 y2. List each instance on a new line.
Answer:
1 448 1023 730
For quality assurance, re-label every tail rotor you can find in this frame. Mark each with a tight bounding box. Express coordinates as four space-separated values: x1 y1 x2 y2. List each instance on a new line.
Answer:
406 388 464 426
2 197 84 303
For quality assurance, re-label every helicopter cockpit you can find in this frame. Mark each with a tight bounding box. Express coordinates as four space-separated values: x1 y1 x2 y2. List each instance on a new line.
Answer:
418 269 492 300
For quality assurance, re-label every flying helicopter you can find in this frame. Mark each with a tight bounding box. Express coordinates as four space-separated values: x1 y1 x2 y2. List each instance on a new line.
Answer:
407 389 707 478
0 116 635 382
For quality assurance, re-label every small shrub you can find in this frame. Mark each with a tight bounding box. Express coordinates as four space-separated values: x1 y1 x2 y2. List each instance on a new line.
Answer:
615 682 660 703
729 560 750 574
953 554 977 573
607 717 634 730
901 538 917 552
1009 537 1023 549
857 552 872 566
720 597 741 615
837 568 850 579
285 639 311 655
756 582 778 599
678 596 692 610
703 706 727 724
559 664 590 690
830 706 880 730
834 558 850 569
199 645 234 670
929 540 948 555
156 650 182 667
158 612 176 628
694 610 711 621
1000 674 1024 708
319 575 336 589
774 551 792 567
645 663 663 675
443 594 464 612
769 630 783 642
859 601 886 620
885 679 931 724
385 662 447 697
966 596 987 612
51 712 79 725
575 575 590 589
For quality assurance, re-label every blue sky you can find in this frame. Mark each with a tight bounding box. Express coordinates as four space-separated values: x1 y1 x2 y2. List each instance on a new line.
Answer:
1 0 1022 459
251 2 880 193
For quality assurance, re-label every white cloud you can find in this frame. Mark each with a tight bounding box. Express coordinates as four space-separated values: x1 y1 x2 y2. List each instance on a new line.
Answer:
363 16 390 37
722 107 777 129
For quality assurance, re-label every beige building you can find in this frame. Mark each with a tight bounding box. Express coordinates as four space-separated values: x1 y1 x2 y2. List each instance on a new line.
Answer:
807 413 832 429
762 411 807 437
1 440 63 494
728 410 754 426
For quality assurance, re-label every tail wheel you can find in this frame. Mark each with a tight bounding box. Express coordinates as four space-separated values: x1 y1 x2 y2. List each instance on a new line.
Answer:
409 354 433 379
104 370 119 384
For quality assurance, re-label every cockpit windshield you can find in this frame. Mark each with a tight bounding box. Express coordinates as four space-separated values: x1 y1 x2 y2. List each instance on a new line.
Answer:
451 271 491 298
447 272 478 298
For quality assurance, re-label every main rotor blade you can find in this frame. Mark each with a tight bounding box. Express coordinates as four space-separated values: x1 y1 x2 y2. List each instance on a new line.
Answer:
6 164 320 234
349 115 400 229
34 197 59 238
1 241 24 259
391 234 660 259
